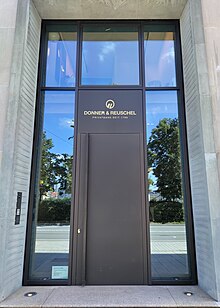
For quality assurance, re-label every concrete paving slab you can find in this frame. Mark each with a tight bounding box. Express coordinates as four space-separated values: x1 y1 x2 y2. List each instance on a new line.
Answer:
0 286 55 308
43 286 177 307
167 286 218 307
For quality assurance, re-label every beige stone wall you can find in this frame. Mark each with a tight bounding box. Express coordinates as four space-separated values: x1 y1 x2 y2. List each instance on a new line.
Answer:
201 0 220 185
0 1 18 168
180 0 220 300
200 0 220 300
0 0 41 301
0 0 19 299
33 0 187 19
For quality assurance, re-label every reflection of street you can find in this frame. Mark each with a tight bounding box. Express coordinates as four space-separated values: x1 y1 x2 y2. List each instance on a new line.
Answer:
35 224 186 254
150 223 187 254
35 225 70 253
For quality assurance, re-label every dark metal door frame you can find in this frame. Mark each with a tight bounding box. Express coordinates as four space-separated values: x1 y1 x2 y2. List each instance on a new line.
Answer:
23 20 197 286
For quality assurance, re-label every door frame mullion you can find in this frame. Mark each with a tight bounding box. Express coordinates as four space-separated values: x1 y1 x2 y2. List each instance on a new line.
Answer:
74 133 89 285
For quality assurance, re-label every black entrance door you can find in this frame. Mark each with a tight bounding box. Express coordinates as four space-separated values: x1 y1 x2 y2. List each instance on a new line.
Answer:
75 90 146 285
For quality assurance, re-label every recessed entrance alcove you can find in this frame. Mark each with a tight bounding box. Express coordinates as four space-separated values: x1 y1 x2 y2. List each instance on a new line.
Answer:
23 16 198 286
1 0 219 303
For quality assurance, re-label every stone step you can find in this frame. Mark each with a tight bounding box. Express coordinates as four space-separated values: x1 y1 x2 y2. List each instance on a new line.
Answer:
0 286 218 308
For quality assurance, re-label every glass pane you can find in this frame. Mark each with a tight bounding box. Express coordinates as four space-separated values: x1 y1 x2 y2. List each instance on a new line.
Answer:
81 25 139 85
146 91 190 280
144 26 176 87
45 26 77 87
29 91 75 281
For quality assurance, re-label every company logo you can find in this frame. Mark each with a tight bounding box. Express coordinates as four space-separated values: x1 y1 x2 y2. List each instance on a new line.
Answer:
106 99 115 109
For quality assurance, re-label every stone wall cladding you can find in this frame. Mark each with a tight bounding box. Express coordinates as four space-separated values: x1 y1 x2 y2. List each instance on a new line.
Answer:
0 0 41 301
180 0 220 300
0 0 18 168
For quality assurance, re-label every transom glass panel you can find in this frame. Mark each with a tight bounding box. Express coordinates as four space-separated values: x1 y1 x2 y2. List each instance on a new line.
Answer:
144 25 176 87
45 25 77 87
81 25 140 85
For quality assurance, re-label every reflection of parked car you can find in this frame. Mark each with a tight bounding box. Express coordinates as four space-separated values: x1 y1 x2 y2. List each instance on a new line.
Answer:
149 191 162 202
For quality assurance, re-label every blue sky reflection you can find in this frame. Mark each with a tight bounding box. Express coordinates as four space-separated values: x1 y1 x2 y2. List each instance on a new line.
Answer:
144 32 176 87
82 29 139 85
46 33 77 87
43 91 75 155
146 91 178 141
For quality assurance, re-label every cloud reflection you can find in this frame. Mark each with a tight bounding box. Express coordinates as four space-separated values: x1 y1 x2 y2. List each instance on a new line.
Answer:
99 42 115 62
59 118 74 129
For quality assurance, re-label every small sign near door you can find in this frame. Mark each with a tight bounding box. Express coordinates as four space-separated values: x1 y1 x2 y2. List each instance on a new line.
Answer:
52 266 68 279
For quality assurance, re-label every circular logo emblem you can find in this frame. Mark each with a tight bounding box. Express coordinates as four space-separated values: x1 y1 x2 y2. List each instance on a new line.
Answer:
106 99 115 109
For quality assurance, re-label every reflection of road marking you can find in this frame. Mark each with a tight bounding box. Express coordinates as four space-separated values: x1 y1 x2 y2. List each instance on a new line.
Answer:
151 231 184 233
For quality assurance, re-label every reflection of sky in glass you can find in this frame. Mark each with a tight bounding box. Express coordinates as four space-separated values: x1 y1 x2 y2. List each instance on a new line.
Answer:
146 91 178 141
43 91 75 155
144 32 176 87
82 29 139 85
46 33 77 87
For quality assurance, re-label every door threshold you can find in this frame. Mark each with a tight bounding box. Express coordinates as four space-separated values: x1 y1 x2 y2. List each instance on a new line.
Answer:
0 285 217 307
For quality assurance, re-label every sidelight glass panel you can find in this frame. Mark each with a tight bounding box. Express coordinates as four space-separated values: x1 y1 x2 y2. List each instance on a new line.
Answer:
45 25 77 87
81 25 139 85
29 91 75 281
146 91 190 280
144 26 176 87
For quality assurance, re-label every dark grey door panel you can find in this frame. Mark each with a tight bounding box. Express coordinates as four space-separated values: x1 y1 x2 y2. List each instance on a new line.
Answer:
86 134 144 285
75 90 146 285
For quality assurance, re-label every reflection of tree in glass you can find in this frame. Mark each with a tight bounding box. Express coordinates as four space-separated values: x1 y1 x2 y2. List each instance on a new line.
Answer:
40 132 72 200
148 118 184 223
